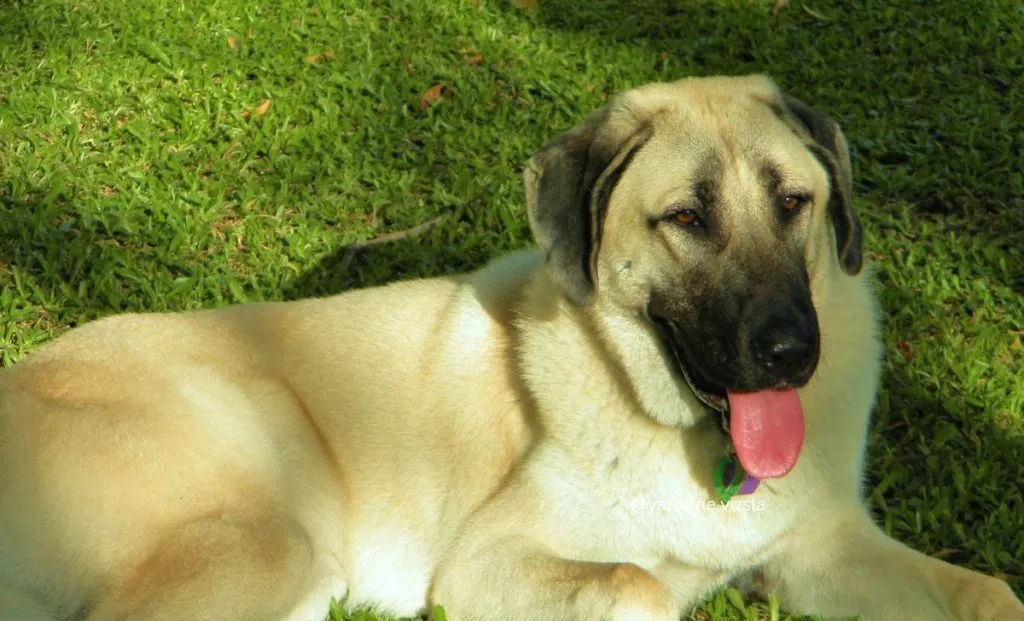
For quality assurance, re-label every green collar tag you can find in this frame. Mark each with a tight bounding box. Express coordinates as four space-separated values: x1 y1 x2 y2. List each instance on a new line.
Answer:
712 454 760 503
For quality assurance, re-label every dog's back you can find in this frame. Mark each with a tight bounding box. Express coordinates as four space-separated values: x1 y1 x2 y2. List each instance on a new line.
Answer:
0 250 544 621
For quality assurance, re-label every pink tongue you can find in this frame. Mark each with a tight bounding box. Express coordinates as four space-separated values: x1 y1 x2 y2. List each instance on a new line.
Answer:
726 389 805 479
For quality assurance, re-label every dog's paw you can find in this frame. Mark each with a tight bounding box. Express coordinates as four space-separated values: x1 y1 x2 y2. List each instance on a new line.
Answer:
602 563 680 621
951 574 1024 621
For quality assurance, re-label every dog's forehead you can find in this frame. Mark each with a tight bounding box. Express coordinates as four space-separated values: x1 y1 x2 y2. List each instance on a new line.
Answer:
651 97 794 153
625 75 782 125
633 105 806 180
618 82 796 164
612 94 825 213
626 73 780 104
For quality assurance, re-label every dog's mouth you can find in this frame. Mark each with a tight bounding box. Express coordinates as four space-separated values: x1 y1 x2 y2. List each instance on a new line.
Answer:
647 314 730 419
646 312 807 480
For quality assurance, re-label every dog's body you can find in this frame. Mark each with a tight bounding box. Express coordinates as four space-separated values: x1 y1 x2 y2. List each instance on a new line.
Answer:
1 75 1021 621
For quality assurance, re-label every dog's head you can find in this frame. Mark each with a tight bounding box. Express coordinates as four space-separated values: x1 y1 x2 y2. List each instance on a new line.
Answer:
524 75 860 455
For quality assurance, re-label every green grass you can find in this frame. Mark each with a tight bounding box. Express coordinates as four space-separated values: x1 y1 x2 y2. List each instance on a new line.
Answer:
1 0 1022 619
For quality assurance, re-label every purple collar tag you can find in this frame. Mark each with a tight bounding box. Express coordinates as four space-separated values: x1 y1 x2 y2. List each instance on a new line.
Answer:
713 454 760 503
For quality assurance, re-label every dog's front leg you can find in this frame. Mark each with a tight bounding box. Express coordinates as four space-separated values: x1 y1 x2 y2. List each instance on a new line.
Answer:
430 534 681 621
758 509 1024 621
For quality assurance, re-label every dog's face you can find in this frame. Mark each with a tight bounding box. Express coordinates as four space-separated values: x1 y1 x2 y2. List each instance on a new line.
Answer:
525 74 861 413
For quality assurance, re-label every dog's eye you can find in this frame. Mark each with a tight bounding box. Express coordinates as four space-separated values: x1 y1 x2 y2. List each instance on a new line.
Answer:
780 194 807 213
671 209 705 228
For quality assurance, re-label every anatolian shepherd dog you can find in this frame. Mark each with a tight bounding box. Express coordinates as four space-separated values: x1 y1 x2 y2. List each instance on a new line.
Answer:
0 74 1021 621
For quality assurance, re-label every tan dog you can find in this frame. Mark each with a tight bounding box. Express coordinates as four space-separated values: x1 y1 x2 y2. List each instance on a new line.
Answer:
0 74 1021 621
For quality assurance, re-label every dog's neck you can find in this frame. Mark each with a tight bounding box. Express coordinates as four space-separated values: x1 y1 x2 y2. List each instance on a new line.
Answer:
511 263 728 459
583 302 714 429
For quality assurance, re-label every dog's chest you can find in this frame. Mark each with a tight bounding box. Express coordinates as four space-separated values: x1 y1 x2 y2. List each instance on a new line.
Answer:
538 447 796 571
620 474 791 568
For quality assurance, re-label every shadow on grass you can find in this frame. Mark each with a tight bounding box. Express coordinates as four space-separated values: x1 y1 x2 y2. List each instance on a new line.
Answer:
0 196 155 360
498 0 1023 221
867 376 1024 597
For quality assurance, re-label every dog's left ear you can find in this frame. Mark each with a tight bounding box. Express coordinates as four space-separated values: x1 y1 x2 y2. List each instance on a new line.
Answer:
523 103 653 306
781 96 863 275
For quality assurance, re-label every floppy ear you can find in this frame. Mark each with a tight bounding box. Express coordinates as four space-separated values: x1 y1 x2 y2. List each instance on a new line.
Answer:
781 96 863 275
523 105 653 305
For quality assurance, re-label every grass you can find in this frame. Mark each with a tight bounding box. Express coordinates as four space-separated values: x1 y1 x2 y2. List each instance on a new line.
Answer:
0 0 1022 618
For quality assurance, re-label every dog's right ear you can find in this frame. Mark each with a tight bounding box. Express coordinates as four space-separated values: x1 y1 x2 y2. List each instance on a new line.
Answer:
524 104 652 306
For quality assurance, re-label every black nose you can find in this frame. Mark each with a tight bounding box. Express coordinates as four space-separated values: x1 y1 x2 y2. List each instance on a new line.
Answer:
752 323 818 381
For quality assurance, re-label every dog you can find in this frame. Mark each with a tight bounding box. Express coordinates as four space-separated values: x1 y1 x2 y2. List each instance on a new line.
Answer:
1 74 1021 621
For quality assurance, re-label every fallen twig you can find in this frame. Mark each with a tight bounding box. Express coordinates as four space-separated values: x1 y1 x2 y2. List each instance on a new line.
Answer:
337 214 450 272
801 3 830 20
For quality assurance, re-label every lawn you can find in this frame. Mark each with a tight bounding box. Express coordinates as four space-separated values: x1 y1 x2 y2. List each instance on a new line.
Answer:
0 0 1022 619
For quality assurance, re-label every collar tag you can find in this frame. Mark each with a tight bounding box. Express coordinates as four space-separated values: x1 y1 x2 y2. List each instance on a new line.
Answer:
712 454 760 503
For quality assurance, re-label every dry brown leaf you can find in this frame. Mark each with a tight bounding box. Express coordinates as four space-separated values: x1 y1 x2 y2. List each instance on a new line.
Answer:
512 0 539 11
896 339 914 360
242 99 272 119
227 36 238 49
419 84 448 110
252 99 272 117
306 49 335 64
